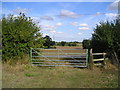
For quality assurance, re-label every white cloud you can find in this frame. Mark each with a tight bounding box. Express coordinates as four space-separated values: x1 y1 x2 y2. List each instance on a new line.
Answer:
92 31 94 34
77 32 82 35
41 25 54 28
40 16 54 21
57 31 64 34
41 22 63 31
108 0 119 10
58 9 81 18
50 30 56 33
31 17 41 24
31 17 40 20
55 22 63 27
50 30 64 34
13 15 18 17
43 33 49 37
70 22 78 26
78 27 90 30
40 24 64 34
94 12 101 16
70 22 89 27
13 7 29 14
79 23 88 27
96 23 101 26
40 24 56 31
105 13 118 17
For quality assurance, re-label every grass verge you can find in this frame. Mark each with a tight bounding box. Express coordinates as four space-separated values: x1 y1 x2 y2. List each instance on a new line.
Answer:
2 62 118 88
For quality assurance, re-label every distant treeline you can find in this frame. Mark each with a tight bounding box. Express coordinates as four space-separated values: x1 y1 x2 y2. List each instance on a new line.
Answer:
43 35 82 48
55 41 82 46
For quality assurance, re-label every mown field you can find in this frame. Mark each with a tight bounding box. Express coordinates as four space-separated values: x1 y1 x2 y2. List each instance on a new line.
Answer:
2 46 119 88
55 46 83 49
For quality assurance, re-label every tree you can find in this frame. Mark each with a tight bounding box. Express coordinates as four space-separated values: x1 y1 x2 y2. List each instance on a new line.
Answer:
2 13 44 60
82 40 91 49
43 35 53 48
91 17 120 64
60 41 66 46
51 41 55 46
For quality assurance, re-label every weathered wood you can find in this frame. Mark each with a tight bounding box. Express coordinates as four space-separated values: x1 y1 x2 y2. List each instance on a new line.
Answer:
94 63 102 66
89 49 94 69
88 49 107 69
92 53 106 55
93 58 104 61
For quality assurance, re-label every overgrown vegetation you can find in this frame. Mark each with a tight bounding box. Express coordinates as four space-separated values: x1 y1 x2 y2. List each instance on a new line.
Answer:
2 13 44 61
2 63 118 88
82 40 91 49
83 17 120 65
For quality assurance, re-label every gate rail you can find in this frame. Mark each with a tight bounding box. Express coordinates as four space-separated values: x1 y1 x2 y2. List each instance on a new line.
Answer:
30 48 89 68
89 49 107 66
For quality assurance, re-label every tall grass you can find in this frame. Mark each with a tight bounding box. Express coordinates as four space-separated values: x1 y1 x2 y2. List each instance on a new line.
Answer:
2 46 119 88
2 54 30 66
2 61 118 88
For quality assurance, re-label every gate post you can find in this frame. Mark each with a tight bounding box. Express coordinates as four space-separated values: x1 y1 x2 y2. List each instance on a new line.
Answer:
86 49 89 66
30 47 32 65
58 49 59 59
89 48 94 69
103 53 106 65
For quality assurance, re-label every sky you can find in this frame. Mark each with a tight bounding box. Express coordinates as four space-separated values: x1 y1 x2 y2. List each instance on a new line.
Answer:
2 0 119 42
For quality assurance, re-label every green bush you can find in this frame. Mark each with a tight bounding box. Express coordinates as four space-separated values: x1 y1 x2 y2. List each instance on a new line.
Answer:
91 17 120 64
82 40 91 49
2 13 44 61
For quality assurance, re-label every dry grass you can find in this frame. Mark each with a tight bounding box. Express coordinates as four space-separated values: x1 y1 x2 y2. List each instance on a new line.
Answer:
41 46 86 53
2 62 118 88
56 46 83 49
2 46 119 88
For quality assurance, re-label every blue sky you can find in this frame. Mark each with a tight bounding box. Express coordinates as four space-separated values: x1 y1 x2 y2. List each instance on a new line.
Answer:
2 1 119 42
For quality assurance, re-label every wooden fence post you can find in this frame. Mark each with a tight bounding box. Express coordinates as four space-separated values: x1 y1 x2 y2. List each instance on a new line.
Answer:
89 48 94 69
103 53 106 65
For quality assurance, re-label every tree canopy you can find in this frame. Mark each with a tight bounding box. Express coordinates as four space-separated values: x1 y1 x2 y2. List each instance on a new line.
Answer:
91 17 120 64
2 13 44 60
43 35 55 48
